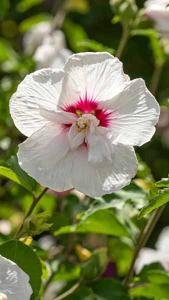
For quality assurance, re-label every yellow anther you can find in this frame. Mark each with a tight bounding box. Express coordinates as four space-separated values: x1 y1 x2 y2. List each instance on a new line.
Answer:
75 110 83 117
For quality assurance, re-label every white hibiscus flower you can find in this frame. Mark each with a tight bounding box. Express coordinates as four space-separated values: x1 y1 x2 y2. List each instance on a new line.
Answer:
23 21 51 55
23 22 71 69
34 31 72 69
0 255 32 300
10 52 160 197
144 0 169 33
135 226 169 273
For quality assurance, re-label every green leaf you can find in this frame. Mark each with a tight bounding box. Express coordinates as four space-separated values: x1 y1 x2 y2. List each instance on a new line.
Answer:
64 20 88 52
90 279 130 300
65 0 90 14
17 0 42 12
139 188 169 217
0 38 17 63
156 178 169 188
130 283 169 300
66 287 95 300
0 156 37 193
0 166 22 185
112 15 121 24
19 14 51 32
130 265 169 300
77 39 115 54
55 208 130 237
53 264 80 282
0 240 42 300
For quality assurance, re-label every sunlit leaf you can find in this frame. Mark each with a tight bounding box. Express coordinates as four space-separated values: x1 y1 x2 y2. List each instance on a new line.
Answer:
55 208 130 237
130 265 169 300
156 178 169 188
17 0 42 12
66 0 89 14
19 14 51 32
140 188 169 217
64 20 88 52
77 39 115 54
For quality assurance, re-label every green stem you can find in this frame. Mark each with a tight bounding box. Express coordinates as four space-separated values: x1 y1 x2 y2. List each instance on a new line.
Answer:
124 206 165 287
14 187 48 239
150 64 164 96
50 0 67 32
54 282 80 300
116 24 129 59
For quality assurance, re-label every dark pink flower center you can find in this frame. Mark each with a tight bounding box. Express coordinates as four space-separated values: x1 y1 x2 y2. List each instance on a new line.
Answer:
63 98 112 127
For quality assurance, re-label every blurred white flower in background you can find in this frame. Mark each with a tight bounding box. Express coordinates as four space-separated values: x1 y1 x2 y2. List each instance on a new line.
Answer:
23 22 72 69
135 226 169 273
34 31 72 69
10 52 160 197
0 255 32 300
38 235 55 251
0 220 11 235
23 22 51 55
144 0 169 34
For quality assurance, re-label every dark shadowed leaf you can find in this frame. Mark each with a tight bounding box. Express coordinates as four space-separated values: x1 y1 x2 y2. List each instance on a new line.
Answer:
0 240 42 300
0 155 37 193
90 279 130 300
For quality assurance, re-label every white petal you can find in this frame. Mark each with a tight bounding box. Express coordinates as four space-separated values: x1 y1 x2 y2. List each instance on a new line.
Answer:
71 143 137 197
102 79 160 146
10 69 64 137
18 123 73 191
0 255 32 300
58 52 128 108
87 128 112 163
135 248 161 273
68 124 85 150
40 108 77 124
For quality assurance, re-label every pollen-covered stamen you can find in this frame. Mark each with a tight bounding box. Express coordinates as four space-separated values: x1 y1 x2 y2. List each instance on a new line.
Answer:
76 118 88 130
68 113 101 150
76 113 99 133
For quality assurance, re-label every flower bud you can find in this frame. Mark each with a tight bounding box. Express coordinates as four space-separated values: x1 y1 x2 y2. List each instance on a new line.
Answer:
110 0 138 24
